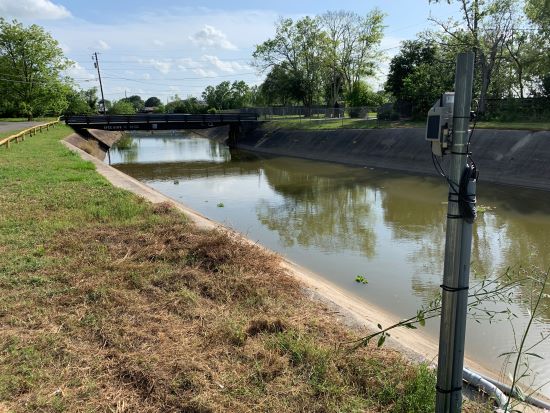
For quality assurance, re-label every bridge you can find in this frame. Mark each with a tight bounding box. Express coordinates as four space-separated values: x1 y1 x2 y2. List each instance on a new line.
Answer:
64 113 259 131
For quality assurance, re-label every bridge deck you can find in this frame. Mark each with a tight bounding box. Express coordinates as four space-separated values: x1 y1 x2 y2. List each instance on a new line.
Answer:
65 113 258 131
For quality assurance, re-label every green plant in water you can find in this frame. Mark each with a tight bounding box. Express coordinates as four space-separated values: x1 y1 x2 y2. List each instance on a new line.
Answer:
217 202 224 208
355 275 368 284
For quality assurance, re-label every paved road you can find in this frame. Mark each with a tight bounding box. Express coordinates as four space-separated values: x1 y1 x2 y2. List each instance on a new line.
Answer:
0 121 45 134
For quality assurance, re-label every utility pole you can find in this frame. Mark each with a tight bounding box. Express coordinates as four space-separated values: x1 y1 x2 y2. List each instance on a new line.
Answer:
93 52 106 114
435 51 476 413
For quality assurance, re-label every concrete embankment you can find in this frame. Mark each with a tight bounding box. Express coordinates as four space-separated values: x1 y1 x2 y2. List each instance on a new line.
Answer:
229 124 550 191
65 129 122 161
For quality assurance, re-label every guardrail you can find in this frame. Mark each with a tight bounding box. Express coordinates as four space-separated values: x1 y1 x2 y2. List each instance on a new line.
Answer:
0 119 60 148
64 113 258 126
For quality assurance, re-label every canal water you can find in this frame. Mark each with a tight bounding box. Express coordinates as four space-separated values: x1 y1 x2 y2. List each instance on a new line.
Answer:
111 133 550 396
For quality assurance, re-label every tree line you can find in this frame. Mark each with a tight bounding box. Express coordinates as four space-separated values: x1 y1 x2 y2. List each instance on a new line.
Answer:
385 0 550 119
1 0 548 121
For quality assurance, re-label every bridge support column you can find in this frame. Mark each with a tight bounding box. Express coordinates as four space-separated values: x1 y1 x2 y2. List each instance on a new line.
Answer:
228 123 241 147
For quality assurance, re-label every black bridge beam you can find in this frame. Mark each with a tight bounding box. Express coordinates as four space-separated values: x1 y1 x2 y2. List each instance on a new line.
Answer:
64 113 259 131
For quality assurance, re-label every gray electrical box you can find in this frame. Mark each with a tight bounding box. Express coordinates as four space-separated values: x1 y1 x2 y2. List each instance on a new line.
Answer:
426 92 454 156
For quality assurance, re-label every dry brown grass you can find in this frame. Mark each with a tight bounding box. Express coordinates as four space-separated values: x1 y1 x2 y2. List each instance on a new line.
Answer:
0 128 492 412
0 204 442 412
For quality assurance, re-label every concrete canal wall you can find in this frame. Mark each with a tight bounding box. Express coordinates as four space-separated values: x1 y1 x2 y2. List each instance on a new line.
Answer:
228 124 550 191
69 125 550 191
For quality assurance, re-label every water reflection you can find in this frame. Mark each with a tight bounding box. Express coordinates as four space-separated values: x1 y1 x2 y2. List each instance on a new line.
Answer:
112 133 550 395
111 134 232 165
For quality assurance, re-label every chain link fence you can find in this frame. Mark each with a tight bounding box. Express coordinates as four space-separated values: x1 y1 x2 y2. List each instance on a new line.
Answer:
232 106 379 121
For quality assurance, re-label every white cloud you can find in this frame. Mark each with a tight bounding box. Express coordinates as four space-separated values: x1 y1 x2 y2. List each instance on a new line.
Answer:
176 57 202 71
65 62 95 82
153 39 165 47
202 55 250 73
142 73 151 80
189 25 237 50
138 58 173 74
192 68 218 78
0 0 71 20
96 40 111 50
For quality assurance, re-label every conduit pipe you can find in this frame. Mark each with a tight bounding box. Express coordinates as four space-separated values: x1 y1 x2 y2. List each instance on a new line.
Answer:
463 367 550 412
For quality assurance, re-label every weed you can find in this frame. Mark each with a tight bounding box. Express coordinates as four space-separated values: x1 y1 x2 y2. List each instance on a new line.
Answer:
355 275 368 284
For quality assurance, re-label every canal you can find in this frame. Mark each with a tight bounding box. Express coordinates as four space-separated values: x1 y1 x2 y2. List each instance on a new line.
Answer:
111 132 550 396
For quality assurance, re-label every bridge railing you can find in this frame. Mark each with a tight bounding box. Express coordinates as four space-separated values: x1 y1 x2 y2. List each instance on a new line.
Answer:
65 113 259 125
1 119 60 149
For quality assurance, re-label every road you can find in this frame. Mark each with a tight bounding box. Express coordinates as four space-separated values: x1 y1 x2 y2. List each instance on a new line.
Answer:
0 121 46 134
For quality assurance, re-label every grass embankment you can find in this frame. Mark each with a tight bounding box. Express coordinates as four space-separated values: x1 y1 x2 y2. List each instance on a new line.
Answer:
0 126 489 412
265 118 550 131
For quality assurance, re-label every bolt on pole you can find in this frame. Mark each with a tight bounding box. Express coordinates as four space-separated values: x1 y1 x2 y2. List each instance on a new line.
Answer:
435 51 475 413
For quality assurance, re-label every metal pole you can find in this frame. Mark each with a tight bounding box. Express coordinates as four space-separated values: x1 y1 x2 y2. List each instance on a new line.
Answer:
94 52 106 115
435 51 475 413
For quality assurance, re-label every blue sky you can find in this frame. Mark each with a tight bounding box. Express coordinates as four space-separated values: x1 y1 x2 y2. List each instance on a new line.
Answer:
0 0 461 102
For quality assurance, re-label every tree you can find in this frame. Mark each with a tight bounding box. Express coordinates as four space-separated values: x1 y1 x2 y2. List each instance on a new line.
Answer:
385 40 437 102
144 96 162 107
120 95 144 111
99 99 112 112
83 87 98 112
320 10 385 106
428 0 519 113
253 16 329 109
258 63 302 105
523 0 550 96
64 87 98 115
0 19 71 119
346 81 388 108
201 80 253 110
165 96 207 114
385 39 454 118
109 100 136 115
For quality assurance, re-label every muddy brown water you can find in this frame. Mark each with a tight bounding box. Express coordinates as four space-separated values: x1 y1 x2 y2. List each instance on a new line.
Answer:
111 133 550 396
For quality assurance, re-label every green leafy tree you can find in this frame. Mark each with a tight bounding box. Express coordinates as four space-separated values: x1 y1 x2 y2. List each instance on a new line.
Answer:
83 87 98 111
386 39 454 118
258 64 300 105
201 80 253 110
120 95 144 111
428 0 519 113
165 96 207 114
0 19 71 119
64 87 98 115
346 81 388 108
320 10 385 106
99 99 112 112
109 100 136 115
523 0 550 96
254 16 329 109
385 40 437 103
144 96 162 107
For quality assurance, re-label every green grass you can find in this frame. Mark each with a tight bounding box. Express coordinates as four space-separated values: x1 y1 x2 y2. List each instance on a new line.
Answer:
475 121 550 131
264 117 549 131
0 125 491 412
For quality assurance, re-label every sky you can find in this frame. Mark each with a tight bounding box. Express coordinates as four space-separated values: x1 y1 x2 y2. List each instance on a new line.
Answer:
0 0 462 103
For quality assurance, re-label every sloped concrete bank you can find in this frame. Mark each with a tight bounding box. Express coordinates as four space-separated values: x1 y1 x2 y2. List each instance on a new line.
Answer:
230 124 550 191
65 128 122 161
